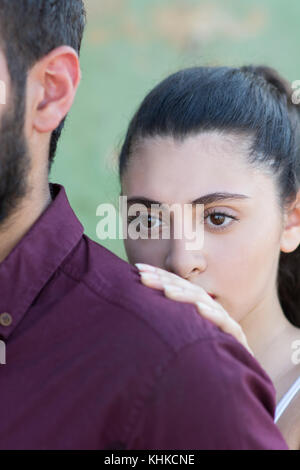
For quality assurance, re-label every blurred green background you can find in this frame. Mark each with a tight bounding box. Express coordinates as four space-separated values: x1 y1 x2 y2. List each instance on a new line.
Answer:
50 0 300 261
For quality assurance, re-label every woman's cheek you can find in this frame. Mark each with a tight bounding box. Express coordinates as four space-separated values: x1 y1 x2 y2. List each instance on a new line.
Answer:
124 238 168 266
209 239 256 322
219 239 277 323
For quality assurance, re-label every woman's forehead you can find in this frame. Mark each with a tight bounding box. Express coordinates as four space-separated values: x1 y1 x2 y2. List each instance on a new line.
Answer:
122 131 268 200
128 131 254 172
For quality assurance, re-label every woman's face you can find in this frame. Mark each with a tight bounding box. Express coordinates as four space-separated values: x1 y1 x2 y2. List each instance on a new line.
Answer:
121 131 284 323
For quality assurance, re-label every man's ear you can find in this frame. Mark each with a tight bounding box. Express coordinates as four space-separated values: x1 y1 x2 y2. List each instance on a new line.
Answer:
29 46 81 134
280 189 300 253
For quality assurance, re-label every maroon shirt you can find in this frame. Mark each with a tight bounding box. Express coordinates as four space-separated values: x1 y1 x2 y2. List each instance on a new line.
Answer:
0 183 288 450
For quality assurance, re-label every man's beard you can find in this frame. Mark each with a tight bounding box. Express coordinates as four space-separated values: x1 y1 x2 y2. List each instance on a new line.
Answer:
0 84 31 228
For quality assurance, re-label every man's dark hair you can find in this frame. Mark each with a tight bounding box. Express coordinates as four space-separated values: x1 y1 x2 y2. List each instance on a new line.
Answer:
0 0 86 171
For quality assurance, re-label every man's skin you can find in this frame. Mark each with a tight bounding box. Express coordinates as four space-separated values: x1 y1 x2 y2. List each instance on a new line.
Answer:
0 45 80 263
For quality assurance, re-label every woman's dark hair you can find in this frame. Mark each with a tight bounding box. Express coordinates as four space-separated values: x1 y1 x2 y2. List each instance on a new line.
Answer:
119 64 300 327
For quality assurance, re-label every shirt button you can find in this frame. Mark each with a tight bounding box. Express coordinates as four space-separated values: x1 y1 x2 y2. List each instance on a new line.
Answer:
0 312 12 327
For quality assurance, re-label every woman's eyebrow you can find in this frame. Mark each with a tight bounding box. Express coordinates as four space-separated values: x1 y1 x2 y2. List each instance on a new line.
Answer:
126 193 251 208
191 192 251 205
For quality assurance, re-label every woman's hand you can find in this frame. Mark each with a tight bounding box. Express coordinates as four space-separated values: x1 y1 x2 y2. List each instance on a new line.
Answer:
135 263 254 357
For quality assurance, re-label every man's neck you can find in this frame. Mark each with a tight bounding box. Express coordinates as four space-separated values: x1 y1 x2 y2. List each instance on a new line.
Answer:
0 183 52 264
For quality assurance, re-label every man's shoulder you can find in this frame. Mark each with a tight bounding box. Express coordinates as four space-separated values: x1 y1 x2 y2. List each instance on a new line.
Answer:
59 235 279 392
58 235 284 449
59 235 274 387
60 234 223 353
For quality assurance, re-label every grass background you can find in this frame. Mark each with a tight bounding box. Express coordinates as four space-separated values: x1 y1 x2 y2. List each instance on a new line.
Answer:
50 0 300 261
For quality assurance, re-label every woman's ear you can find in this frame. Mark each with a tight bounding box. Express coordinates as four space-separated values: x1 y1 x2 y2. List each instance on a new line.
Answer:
29 45 81 134
280 189 300 253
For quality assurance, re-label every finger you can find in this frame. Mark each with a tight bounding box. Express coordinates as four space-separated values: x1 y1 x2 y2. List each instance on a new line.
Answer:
156 271 216 303
139 271 214 303
135 263 158 273
136 263 213 297
225 320 254 357
136 263 196 288
163 285 216 309
196 301 226 327
209 309 243 340
197 305 254 357
139 272 193 291
196 302 239 340
221 316 242 338
164 282 220 309
139 273 166 290
140 275 217 310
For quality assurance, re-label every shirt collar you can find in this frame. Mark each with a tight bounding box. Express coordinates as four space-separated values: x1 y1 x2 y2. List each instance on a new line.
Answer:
0 183 84 340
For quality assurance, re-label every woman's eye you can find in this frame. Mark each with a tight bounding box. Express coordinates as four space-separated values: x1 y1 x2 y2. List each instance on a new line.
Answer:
141 214 161 229
127 210 238 235
204 210 238 231
127 213 162 231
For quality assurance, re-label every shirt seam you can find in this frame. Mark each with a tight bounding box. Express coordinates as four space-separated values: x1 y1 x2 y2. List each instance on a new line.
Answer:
212 338 245 449
124 336 244 448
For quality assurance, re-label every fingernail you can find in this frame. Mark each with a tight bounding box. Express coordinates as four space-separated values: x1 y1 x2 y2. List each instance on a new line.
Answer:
135 263 156 272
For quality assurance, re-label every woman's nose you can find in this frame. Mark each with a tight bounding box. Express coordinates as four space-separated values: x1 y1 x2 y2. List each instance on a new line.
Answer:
164 238 207 280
